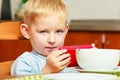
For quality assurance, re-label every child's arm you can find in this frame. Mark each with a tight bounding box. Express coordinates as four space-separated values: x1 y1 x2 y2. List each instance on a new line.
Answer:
42 49 71 74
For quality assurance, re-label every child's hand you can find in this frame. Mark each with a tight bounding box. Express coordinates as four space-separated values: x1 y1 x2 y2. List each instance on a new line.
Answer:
42 49 71 74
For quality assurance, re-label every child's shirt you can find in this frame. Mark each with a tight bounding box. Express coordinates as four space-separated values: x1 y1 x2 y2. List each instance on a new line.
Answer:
11 51 78 76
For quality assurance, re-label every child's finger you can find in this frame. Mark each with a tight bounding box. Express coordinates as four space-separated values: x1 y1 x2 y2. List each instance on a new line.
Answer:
60 57 71 67
57 53 70 62
52 49 67 57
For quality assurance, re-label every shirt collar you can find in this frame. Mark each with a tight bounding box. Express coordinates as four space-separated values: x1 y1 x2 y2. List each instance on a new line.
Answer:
31 50 46 60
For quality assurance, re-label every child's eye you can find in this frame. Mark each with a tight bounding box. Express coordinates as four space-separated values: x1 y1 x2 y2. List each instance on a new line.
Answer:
56 30 63 33
39 30 47 33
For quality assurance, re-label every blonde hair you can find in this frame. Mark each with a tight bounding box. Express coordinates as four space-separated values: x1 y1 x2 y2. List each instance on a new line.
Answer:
24 0 68 25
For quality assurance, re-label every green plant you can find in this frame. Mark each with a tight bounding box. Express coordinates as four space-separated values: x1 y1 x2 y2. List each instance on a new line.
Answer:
22 0 28 3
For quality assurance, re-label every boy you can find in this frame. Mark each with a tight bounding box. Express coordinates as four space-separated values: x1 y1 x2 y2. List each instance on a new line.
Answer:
11 0 76 76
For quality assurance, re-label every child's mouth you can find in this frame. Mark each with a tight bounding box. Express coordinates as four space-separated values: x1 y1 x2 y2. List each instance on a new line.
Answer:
45 47 57 50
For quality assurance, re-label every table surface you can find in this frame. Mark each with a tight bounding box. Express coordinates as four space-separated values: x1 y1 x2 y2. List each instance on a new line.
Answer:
0 74 42 80
0 75 23 80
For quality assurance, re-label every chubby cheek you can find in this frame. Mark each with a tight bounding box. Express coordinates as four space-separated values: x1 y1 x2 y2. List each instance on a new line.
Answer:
56 36 65 47
31 37 47 55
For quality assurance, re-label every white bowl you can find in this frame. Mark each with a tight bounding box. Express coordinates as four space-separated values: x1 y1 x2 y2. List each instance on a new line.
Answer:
76 48 120 70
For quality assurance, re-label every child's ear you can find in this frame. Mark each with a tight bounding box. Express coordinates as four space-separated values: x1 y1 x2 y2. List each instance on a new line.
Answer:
20 24 30 39
65 24 69 34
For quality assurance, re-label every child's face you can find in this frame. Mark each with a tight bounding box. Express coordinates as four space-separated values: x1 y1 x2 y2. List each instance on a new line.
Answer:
22 14 69 57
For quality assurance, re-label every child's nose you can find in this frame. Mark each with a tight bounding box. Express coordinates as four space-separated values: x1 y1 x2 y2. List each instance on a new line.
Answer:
48 33 56 44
